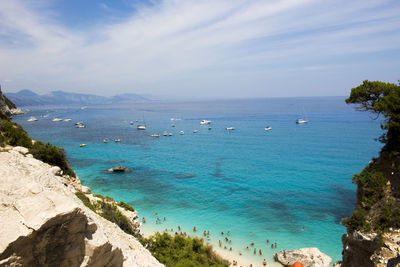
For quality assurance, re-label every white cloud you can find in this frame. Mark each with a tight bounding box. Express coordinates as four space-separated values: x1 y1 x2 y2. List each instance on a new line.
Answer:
0 0 399 97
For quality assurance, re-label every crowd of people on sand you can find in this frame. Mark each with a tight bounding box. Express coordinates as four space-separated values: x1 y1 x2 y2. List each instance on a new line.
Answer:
141 214 299 267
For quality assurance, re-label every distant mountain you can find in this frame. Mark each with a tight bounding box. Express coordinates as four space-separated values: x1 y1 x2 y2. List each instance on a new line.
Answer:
5 90 150 107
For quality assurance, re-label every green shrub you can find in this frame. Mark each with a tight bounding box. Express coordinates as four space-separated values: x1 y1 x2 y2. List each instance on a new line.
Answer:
353 169 387 209
140 232 229 267
342 208 370 232
75 191 97 212
117 201 135 212
98 201 136 236
30 141 75 177
0 119 32 148
376 200 400 231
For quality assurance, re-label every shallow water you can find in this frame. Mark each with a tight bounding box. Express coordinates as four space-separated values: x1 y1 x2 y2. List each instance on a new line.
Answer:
14 96 382 265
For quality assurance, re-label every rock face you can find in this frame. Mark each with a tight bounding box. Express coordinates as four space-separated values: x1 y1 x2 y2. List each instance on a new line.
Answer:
341 229 400 267
274 247 332 267
0 150 163 267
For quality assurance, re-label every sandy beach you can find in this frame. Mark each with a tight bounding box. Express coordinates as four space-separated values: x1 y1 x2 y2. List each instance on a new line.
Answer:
140 223 283 267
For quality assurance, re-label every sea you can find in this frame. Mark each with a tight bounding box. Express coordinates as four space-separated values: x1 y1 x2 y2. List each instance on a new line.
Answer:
13 96 382 266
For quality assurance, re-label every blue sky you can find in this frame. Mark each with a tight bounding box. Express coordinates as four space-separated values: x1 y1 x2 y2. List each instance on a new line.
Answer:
0 0 399 98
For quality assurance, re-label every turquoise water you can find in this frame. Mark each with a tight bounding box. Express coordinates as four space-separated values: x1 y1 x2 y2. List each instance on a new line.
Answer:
14 97 382 265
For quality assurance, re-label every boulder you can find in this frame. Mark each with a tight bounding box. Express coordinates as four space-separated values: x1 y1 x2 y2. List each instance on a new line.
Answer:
274 247 332 267
12 146 29 155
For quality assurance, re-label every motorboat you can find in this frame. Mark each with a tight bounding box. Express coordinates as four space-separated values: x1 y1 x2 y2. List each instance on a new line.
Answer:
80 144 87 147
180 131 184 135
27 116 38 122
63 119 71 122
226 127 235 130
200 120 211 125
193 129 198 133
150 134 160 137
76 122 85 128
103 138 109 143
114 138 121 142
163 132 168 136
137 125 146 130
169 132 173 136
52 118 62 122
130 121 134 125
171 124 175 127
208 126 211 130
264 126 272 131
296 119 308 124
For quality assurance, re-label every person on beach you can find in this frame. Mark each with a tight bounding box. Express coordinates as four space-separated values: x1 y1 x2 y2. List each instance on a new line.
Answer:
219 240 222 247
207 230 210 235
263 259 267 266
204 231 207 237
246 246 249 250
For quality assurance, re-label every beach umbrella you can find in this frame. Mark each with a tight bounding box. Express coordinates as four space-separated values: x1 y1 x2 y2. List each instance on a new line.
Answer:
293 262 304 267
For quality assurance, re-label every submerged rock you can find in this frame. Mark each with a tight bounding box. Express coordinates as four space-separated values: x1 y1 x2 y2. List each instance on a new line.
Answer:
274 247 332 267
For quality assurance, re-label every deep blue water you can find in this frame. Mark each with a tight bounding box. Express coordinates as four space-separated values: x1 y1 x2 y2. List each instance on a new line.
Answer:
13 96 382 264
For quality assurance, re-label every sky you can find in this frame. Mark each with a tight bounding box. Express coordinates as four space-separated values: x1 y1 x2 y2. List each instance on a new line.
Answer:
0 0 399 99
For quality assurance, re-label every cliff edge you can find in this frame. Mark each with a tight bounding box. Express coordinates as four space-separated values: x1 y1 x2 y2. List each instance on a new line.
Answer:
0 147 163 267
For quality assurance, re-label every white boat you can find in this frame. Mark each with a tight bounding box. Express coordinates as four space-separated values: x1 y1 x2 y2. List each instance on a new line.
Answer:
114 138 121 142
76 122 86 128
27 116 38 122
169 132 173 136
150 134 160 137
193 129 198 133
137 125 146 130
163 132 168 136
226 127 235 130
63 118 71 122
80 144 87 147
264 126 272 131
180 131 184 135
52 118 62 122
208 126 211 130
103 138 109 143
200 120 211 125
296 119 308 124
130 121 134 125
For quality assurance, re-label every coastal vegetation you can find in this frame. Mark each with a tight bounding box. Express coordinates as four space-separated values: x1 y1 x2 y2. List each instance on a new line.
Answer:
140 232 229 267
75 191 138 237
343 80 400 233
0 92 76 177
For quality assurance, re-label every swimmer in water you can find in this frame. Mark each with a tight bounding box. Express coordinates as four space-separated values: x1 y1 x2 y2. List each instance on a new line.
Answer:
259 249 262 255
142 217 146 223
193 227 197 232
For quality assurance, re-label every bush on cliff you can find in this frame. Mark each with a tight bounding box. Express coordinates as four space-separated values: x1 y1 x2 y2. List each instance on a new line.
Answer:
140 232 229 267
0 119 32 148
30 141 75 177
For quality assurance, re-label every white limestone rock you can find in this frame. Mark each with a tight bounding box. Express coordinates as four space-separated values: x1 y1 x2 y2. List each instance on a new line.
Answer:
12 146 29 155
0 151 163 267
274 247 332 267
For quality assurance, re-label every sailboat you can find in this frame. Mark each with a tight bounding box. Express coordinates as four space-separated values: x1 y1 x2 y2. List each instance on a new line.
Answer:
137 114 146 130
296 107 308 124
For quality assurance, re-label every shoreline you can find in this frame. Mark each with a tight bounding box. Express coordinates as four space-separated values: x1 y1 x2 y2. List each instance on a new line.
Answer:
140 223 283 267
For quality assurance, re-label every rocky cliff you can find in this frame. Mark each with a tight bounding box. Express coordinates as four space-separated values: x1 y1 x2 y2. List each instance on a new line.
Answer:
0 146 163 267
340 150 400 266
0 85 24 116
